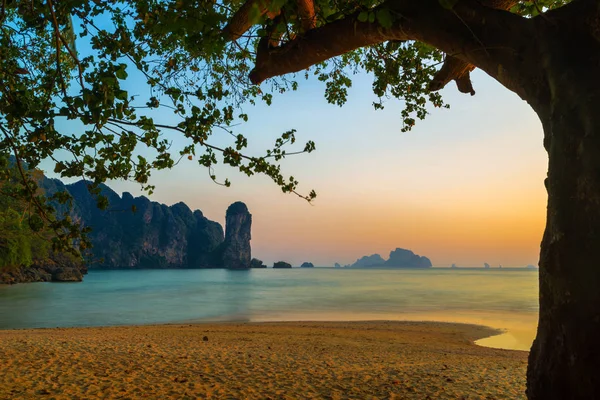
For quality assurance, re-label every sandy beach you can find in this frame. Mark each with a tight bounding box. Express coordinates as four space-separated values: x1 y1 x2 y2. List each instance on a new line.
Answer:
0 321 528 399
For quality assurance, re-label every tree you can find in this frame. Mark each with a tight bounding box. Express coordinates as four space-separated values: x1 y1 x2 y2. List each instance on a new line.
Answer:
0 0 598 397
0 208 33 268
0 156 52 269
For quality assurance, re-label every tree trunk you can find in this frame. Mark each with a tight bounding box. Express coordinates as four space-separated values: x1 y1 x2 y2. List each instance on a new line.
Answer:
526 27 600 398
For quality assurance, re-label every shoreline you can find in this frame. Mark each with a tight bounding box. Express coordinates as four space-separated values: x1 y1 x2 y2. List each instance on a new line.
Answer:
0 315 530 351
0 319 504 341
0 320 528 399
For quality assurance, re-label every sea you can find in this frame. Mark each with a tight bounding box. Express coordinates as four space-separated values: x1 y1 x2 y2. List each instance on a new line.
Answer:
0 268 538 351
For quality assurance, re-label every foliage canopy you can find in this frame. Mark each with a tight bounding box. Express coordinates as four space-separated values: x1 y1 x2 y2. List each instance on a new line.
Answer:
0 0 573 252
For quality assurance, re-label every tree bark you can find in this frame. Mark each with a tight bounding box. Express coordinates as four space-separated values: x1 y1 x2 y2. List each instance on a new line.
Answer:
527 11 600 398
428 0 519 95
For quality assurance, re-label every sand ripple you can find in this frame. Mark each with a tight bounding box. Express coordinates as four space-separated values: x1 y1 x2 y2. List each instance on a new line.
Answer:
0 321 527 399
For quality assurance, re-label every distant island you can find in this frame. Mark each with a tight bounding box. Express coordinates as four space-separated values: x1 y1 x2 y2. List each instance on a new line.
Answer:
273 261 292 268
347 248 432 268
250 258 267 268
352 254 386 267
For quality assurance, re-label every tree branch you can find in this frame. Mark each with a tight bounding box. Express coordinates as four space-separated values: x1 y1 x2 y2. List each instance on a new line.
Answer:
296 0 316 32
428 55 476 95
248 0 530 99
224 0 316 41
428 0 519 96
479 0 519 9
249 10 397 85
222 0 280 41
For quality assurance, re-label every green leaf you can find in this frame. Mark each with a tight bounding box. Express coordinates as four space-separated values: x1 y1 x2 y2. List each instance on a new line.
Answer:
438 0 459 9
357 12 369 22
115 65 128 80
248 2 264 25
115 90 128 101
96 195 109 210
376 9 394 29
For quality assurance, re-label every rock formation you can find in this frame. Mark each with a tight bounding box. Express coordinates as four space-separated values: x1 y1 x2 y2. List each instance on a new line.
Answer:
1 161 256 281
484 263 491 269
52 267 84 282
37 177 254 270
221 202 252 269
351 254 385 268
347 248 432 268
0 253 87 284
273 261 292 268
384 248 432 268
300 262 315 268
334 263 341 268
451 263 458 269
250 258 267 268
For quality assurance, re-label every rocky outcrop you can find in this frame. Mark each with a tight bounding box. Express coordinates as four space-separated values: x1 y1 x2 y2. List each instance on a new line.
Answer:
273 261 292 268
0 266 50 284
250 258 267 268
351 254 385 268
451 263 458 269
347 248 432 268
385 248 432 268
300 262 315 268
221 202 252 269
0 253 87 284
484 263 491 269
3 161 254 274
334 263 341 268
52 267 83 282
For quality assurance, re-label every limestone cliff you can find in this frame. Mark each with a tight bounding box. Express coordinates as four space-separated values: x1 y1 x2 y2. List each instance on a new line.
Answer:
2 161 256 280
39 179 251 270
220 202 252 269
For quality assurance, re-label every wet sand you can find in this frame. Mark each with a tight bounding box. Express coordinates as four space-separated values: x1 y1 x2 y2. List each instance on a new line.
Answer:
0 321 528 399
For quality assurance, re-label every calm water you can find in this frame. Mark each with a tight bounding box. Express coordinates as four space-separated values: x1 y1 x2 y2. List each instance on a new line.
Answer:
0 268 538 350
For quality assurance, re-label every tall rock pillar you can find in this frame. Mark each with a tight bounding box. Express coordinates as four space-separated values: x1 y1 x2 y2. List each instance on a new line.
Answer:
222 202 252 269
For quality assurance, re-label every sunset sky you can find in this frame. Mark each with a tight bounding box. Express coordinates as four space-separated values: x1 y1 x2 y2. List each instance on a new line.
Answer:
51 66 548 267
